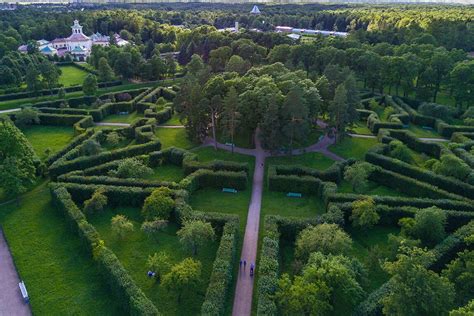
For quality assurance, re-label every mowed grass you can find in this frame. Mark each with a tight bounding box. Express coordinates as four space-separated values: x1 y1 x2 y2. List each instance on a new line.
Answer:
88 207 218 315
155 128 197 150
338 180 408 197
329 136 379 160
102 111 144 124
58 65 89 87
0 184 120 315
406 125 444 138
22 125 75 160
148 164 185 182
261 190 325 218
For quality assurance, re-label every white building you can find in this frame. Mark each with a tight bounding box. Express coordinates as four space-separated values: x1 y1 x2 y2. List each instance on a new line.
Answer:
19 19 129 60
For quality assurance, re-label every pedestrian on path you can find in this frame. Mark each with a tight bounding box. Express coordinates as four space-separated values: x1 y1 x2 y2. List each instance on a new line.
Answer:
239 259 242 268
250 263 254 277
243 260 246 269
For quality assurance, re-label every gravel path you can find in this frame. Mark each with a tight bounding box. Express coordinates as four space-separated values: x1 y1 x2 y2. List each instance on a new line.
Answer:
0 229 31 316
93 122 131 127
0 108 21 114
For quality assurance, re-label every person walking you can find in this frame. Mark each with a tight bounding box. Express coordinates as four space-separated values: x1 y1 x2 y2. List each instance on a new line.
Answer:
239 259 242 268
243 260 246 269
250 263 254 277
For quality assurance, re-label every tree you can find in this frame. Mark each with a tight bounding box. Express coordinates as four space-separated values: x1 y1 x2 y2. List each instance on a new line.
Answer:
39 61 60 92
58 87 66 100
25 66 41 94
281 85 310 151
442 250 474 305
350 197 379 230
329 84 348 142
83 188 107 214
260 95 281 151
382 247 455 316
400 206 447 247
389 140 414 164
105 131 122 148
81 139 102 156
141 187 175 220
450 300 474 316
147 251 171 282
162 258 201 303
109 157 153 179
275 273 331 316
0 120 37 204
343 162 375 193
220 86 240 153
177 220 215 255
225 55 249 75
97 57 114 82
141 219 168 239
14 107 40 127
295 223 352 260
111 215 134 239
83 74 98 96
433 154 471 181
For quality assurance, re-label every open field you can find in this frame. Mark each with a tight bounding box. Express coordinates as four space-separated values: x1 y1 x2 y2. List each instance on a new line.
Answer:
22 125 75 160
58 65 89 87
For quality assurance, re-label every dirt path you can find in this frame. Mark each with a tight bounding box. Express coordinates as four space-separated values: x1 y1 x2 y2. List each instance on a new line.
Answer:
232 129 265 316
0 229 31 316
93 122 131 127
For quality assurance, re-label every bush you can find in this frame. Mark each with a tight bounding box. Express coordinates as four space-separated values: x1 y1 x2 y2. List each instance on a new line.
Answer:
83 188 107 214
81 139 102 156
109 157 153 179
142 187 175 220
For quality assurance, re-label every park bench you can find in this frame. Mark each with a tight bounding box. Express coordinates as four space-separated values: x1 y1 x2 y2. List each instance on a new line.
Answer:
287 192 302 198
225 142 235 147
118 111 129 115
222 188 237 193
19 281 29 303
422 126 433 130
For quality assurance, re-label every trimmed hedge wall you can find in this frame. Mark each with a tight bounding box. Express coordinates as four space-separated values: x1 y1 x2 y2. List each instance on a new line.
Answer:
45 129 94 166
383 129 443 158
366 152 474 200
50 184 159 315
181 169 248 193
57 174 180 190
49 139 162 178
201 221 239 315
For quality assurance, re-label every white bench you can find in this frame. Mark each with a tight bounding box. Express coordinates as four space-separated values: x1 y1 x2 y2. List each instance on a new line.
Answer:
19 281 29 303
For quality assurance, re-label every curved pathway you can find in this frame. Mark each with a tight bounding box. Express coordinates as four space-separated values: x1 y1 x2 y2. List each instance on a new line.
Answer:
0 229 31 316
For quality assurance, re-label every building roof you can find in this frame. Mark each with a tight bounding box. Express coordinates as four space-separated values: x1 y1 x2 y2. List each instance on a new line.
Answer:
51 38 67 44
18 45 27 52
40 45 57 53
287 34 301 40
250 5 261 14
67 32 90 42
70 46 86 53
37 39 49 46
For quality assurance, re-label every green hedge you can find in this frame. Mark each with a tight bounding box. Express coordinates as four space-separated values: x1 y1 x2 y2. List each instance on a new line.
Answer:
57 174 180 190
326 193 474 213
49 184 159 315
201 221 239 315
180 169 248 193
453 148 474 168
45 129 94 166
144 107 172 124
366 152 474 199
49 139 162 178
256 216 280 315
383 129 442 158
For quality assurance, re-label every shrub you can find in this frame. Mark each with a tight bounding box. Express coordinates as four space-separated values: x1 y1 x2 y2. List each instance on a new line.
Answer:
109 157 153 179
320 204 345 226
111 214 134 239
14 107 40 127
400 206 447 247
351 197 379 230
433 154 471 181
343 162 375 193
106 132 123 147
142 187 175 220
141 219 169 238
177 219 215 256
388 140 413 164
81 139 102 156
83 188 107 214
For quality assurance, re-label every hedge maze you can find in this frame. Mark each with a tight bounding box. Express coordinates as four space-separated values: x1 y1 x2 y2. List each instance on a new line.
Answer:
256 97 474 315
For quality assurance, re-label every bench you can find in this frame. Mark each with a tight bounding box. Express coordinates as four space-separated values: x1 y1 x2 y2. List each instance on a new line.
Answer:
422 126 433 130
118 111 129 115
222 188 237 193
225 142 235 147
287 192 302 198
19 281 29 303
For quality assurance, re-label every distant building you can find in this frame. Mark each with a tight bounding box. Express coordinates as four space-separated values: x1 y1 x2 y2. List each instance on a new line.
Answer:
218 22 240 33
250 5 261 15
18 19 130 60
276 26 348 38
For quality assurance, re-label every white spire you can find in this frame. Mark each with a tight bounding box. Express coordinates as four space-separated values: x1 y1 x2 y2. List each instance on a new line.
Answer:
250 5 261 14
71 20 83 35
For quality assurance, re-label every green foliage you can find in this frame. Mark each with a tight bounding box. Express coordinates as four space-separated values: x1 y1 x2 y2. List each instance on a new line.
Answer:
14 107 40 127
83 74 98 96
295 223 352 260
83 188 108 214
442 250 474 305
81 139 102 156
111 214 134 239
147 251 171 281
109 157 153 179
344 162 375 193
389 140 414 164
142 187 175 220
0 119 38 200
382 247 455 316
177 219 215 255
105 132 122 148
351 197 380 230
141 219 169 238
433 154 471 181
450 300 474 316
400 206 447 247
162 257 202 303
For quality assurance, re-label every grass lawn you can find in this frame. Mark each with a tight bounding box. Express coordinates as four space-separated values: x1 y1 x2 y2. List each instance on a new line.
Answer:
266 152 335 170
261 190 325 219
22 125 75 160
406 125 443 138
148 164 185 182
329 136 379 160
88 207 219 315
349 121 373 135
58 65 89 87
102 111 144 124
338 180 408 197
161 114 183 126
155 128 197 150
0 183 120 315
191 147 255 171
349 225 400 291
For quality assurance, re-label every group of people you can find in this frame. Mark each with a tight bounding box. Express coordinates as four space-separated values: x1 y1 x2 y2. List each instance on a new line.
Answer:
239 259 255 276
